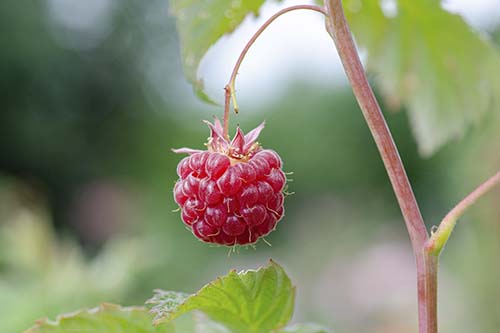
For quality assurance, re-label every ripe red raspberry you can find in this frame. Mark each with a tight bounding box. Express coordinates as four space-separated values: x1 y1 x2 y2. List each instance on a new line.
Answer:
173 118 286 246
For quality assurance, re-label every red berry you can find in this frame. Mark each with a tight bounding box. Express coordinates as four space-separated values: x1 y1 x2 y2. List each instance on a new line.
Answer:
267 193 284 212
254 213 278 236
241 204 267 226
189 152 209 177
254 150 282 168
173 118 287 246
222 216 247 236
224 196 240 213
183 198 204 218
177 157 191 178
266 168 286 192
217 168 242 196
183 174 200 196
198 179 222 205
206 153 230 179
173 181 188 205
181 209 197 226
204 204 227 227
256 181 274 203
193 221 218 240
239 184 259 207
250 158 271 179
233 162 256 183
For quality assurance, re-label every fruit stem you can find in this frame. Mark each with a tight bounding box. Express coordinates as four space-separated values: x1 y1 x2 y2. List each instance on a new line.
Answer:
223 85 231 139
426 171 500 256
324 1 435 332
222 4 328 138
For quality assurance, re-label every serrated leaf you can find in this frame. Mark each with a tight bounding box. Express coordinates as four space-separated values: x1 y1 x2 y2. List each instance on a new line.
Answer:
147 291 191 324
277 323 330 333
148 260 295 333
25 304 172 333
170 0 274 102
344 0 500 155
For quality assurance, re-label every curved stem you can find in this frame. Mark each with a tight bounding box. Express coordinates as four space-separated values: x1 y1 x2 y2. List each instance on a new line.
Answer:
222 4 328 138
223 85 231 139
426 171 500 256
324 1 433 332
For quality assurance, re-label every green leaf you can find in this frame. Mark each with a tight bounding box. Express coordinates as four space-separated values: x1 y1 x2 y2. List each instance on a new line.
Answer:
148 260 296 333
170 0 272 102
147 291 191 324
344 0 500 155
25 304 172 333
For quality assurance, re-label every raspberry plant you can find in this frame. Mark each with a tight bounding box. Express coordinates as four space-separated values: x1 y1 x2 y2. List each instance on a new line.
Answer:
24 1 500 333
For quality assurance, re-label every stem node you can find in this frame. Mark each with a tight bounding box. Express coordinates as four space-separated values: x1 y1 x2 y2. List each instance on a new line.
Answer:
427 171 500 256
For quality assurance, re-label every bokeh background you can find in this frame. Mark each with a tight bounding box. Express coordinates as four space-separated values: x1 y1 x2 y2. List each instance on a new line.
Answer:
1 0 500 332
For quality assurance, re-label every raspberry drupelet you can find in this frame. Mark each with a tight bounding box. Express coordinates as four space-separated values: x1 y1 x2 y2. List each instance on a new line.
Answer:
173 117 286 246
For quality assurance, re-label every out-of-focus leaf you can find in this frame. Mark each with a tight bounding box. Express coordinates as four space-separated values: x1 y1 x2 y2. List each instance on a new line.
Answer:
170 0 274 102
148 260 295 333
147 291 190 324
342 0 389 54
277 323 330 333
343 0 500 155
25 304 172 333
193 313 230 333
0 196 152 333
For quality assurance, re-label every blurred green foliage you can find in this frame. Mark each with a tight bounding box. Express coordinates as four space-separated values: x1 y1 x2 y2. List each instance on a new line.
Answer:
1 1 500 333
0 179 157 332
343 0 500 155
26 304 173 333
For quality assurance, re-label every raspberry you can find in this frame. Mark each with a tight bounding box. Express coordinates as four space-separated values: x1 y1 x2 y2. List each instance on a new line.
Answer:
172 118 286 246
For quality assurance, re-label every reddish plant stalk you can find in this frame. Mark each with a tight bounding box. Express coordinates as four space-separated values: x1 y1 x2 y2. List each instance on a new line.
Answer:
220 1 500 332
324 1 435 332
